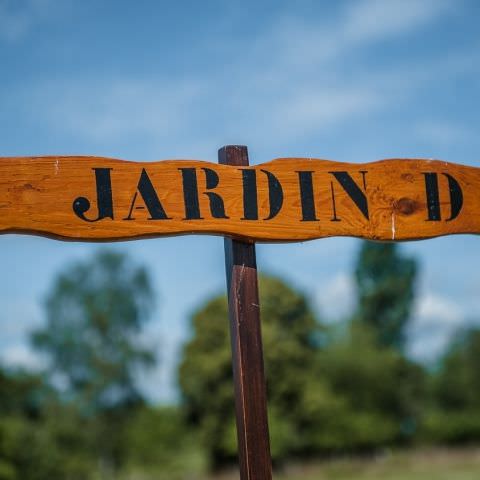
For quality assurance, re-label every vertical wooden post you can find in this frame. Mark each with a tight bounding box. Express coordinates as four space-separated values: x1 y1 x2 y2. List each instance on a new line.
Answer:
219 145 273 480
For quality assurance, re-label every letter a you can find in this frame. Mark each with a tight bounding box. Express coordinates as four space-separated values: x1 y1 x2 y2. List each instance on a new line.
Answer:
124 169 170 220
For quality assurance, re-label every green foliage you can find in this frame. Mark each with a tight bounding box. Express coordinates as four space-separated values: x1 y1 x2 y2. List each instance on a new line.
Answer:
178 271 427 468
422 328 480 444
179 294 233 467
0 415 61 480
422 410 480 445
30 249 157 471
307 323 425 452
260 276 323 458
354 242 417 350
0 399 94 480
179 275 321 467
0 370 86 480
3 241 479 477
32 250 155 415
0 369 49 419
124 405 207 479
432 328 480 411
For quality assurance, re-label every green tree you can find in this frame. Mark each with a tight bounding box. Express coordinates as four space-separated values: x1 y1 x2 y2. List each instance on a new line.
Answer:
0 367 93 480
31 250 156 470
304 322 426 452
354 242 417 350
124 405 207 479
0 368 47 420
423 328 480 443
178 275 322 468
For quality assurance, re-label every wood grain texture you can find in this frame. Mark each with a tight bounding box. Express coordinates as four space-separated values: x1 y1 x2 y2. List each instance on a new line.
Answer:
1 155 479 242
221 146 272 480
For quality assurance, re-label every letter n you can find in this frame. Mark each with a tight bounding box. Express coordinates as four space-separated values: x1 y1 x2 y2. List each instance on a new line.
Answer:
329 171 369 220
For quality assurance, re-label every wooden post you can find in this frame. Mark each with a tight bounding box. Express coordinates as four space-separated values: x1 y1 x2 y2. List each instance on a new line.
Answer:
219 145 273 480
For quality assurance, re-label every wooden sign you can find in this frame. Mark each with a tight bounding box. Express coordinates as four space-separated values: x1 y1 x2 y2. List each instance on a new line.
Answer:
0 155 478 242
2 145 477 480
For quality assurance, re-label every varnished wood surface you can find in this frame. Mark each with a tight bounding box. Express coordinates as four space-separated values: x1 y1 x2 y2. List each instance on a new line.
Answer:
221 146 272 480
0 155 479 242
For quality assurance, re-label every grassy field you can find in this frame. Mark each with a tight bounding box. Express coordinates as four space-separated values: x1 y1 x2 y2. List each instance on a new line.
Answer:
211 448 480 480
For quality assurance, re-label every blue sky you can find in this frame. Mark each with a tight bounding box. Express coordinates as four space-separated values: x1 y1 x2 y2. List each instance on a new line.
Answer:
0 0 479 402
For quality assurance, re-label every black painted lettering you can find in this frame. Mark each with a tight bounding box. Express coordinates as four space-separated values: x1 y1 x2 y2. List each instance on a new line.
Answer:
424 173 441 221
297 171 318 221
73 168 114 222
178 168 228 220
262 170 283 220
203 168 228 218
444 173 463 221
241 169 258 220
330 181 340 222
423 172 463 221
329 171 369 220
241 169 284 221
179 168 202 220
124 169 170 220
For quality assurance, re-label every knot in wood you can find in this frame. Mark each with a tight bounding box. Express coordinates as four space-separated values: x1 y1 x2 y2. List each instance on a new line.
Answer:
394 197 417 215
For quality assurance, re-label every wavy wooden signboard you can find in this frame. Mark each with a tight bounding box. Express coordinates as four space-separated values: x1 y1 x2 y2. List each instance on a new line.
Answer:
1 147 478 480
0 155 478 242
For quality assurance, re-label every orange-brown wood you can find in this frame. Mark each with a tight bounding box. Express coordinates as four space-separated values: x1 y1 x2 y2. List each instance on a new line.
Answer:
0 155 478 242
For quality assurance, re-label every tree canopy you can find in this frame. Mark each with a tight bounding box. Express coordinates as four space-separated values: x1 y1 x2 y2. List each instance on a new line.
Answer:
179 275 321 467
30 250 157 471
354 242 417 350
31 250 155 414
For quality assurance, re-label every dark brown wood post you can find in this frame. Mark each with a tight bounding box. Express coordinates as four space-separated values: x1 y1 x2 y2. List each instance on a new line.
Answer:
219 145 273 480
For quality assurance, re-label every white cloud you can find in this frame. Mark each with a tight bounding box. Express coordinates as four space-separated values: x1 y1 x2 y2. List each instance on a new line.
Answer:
0 298 43 370
408 291 466 362
267 87 383 140
37 78 203 144
137 322 186 403
315 278 476 363
252 0 456 73
239 0 459 143
343 0 455 44
0 0 63 42
1 343 43 370
415 120 473 145
2 299 42 336
315 267 471 365
414 292 463 328
315 272 355 321
11 0 461 153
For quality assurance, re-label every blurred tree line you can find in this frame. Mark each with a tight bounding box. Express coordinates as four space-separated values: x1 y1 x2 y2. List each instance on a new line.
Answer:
0 244 479 479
